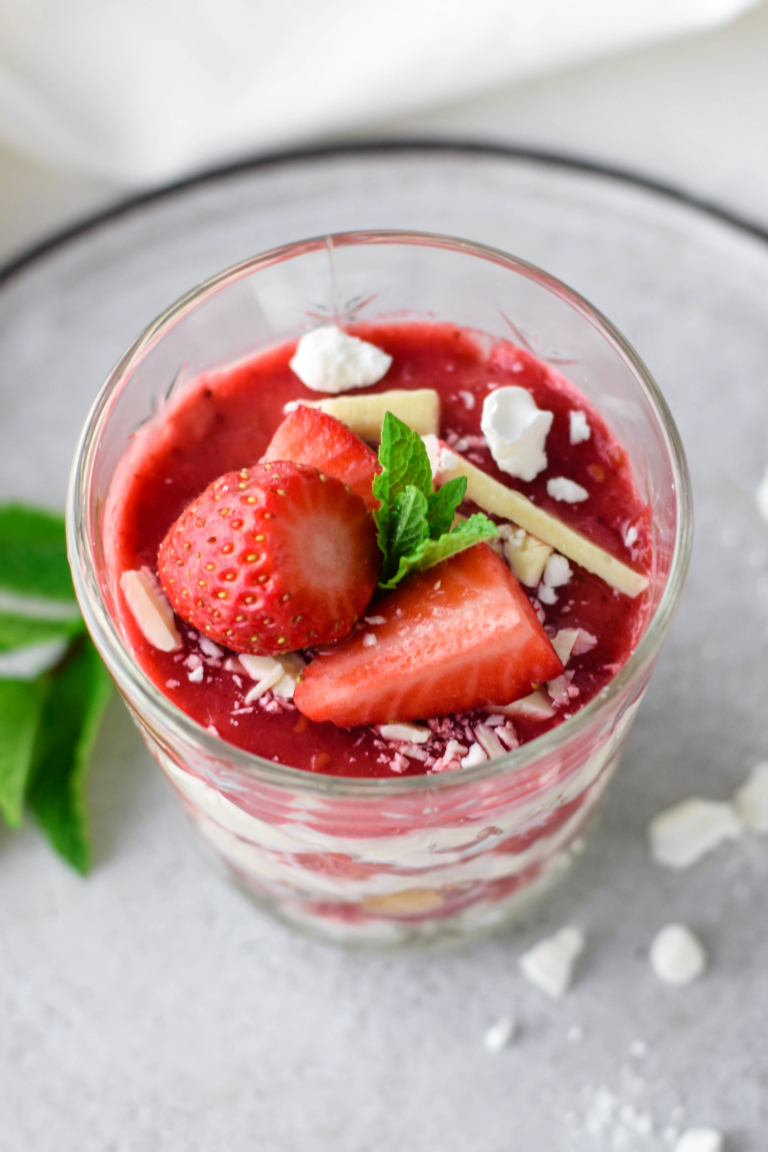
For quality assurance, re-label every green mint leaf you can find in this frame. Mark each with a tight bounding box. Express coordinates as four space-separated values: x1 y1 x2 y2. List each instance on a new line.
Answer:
373 413 433 564
426 476 467 539
0 678 47 827
27 637 112 874
0 610 84 653
385 487 430 581
0 504 76 602
380 514 499 590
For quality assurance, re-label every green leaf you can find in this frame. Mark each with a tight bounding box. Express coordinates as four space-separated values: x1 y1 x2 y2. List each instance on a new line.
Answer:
27 637 112 874
426 476 467 539
0 610 84 653
373 413 434 562
386 486 430 581
0 504 76 602
0 678 47 827
380 514 500 590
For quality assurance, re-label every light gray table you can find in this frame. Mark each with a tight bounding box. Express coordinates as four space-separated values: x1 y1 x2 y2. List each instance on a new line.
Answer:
1 148 767 1151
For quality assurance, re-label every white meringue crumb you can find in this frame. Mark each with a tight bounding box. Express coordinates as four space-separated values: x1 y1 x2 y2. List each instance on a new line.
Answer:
569 409 591 444
648 798 742 868
289 325 392 393
378 722 431 744
120 568 180 652
674 1128 723 1152
481 386 553 482
733 761 768 831
546 476 589 503
650 924 707 985
538 583 558 605
484 1016 517 1051
461 742 488 768
567 1025 584 1043
519 926 585 999
543 553 573 588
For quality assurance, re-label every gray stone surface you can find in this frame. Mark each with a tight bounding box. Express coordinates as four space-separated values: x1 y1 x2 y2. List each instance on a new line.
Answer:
1 149 767 1150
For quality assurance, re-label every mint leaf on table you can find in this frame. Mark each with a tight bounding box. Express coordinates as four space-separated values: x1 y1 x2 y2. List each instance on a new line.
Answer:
26 637 112 875
373 412 498 589
0 679 47 827
0 504 76 602
0 610 83 652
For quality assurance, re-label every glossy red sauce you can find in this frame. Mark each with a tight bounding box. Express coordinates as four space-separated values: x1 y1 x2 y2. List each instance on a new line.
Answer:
108 322 651 777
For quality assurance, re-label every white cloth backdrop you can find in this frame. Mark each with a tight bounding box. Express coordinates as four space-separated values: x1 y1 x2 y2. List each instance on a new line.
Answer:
0 0 760 186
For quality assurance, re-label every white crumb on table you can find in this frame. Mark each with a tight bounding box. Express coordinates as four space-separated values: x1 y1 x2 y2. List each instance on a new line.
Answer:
733 761 768 830
756 463 768 521
648 798 742 868
649 924 707 986
674 1127 724 1152
519 926 585 999
566 1025 584 1043
289 325 392 393
483 1016 517 1052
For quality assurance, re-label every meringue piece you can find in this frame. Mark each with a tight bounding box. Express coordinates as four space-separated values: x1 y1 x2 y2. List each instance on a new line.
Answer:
481 386 553 482
289 325 392 393
648 798 742 868
547 476 589 504
733 761 768 831
483 1016 517 1052
519 926 585 999
650 924 707 986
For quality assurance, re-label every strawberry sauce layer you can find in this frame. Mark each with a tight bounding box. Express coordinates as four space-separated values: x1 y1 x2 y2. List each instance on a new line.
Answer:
108 322 651 778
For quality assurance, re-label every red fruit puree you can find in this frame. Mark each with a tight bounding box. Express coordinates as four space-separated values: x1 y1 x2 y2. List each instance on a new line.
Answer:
108 322 651 778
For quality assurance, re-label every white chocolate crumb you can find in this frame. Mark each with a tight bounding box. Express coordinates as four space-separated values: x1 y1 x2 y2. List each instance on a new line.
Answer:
483 1016 517 1051
187 665 204 683
519 926 585 999
120 568 180 652
674 1127 723 1152
649 924 707 986
199 636 223 659
461 742 488 768
378 722 431 744
733 761 768 831
648 798 742 868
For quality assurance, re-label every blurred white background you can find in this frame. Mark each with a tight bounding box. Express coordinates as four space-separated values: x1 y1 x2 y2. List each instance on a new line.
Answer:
1 0 767 262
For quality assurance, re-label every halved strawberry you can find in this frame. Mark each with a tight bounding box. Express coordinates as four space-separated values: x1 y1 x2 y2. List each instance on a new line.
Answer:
158 460 380 655
262 406 380 511
294 544 563 726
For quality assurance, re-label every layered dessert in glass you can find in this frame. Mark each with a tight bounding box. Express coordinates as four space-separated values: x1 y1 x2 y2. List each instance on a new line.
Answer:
68 232 692 944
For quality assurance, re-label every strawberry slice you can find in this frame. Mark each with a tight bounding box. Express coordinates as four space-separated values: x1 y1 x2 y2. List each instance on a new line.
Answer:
158 460 380 655
294 544 563 726
263 406 380 511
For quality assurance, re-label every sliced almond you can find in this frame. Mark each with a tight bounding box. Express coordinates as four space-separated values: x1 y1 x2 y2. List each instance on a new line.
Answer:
430 443 648 598
299 388 440 440
120 569 180 652
486 690 555 721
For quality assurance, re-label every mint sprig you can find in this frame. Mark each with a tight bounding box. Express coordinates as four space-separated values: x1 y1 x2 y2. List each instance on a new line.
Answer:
0 504 111 872
373 413 498 589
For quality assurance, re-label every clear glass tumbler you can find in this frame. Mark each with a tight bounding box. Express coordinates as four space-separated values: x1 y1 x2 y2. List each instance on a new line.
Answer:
68 231 692 946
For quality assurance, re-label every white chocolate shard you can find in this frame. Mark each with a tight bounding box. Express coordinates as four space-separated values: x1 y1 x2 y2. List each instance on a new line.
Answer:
120 568 180 652
240 652 305 702
499 524 553 588
733 761 768 831
519 926 585 999
487 690 555 721
425 440 648 598
649 924 707 985
461 742 488 768
378 722 431 744
648 798 742 868
289 325 392 393
297 388 440 439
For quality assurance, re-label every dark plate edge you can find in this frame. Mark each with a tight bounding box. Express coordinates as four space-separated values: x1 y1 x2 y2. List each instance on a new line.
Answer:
2 137 768 288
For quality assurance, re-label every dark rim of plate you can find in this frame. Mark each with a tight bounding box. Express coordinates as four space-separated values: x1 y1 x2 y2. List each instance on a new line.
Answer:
1 137 767 288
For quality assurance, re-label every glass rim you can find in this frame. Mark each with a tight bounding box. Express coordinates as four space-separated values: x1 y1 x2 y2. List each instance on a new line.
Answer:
67 228 693 798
